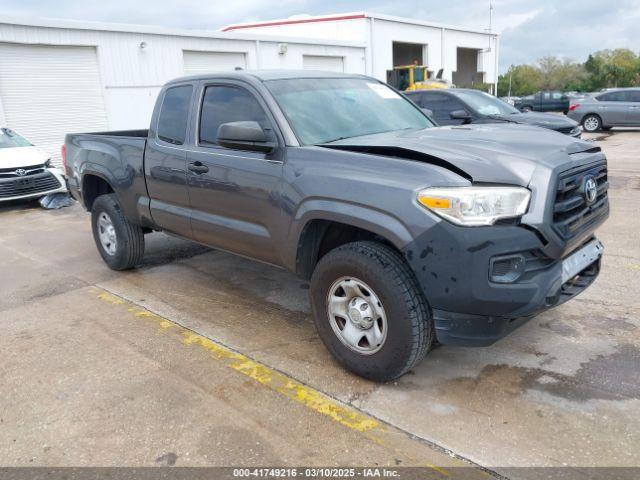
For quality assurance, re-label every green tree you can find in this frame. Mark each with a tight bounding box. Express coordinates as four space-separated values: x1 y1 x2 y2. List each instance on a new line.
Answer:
537 56 589 91
497 64 542 97
584 49 639 89
498 49 640 97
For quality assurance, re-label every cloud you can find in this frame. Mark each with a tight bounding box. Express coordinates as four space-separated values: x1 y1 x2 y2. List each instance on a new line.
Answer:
2 0 638 71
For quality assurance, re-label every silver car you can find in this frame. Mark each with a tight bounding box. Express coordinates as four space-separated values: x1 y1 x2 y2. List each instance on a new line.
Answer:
568 87 640 132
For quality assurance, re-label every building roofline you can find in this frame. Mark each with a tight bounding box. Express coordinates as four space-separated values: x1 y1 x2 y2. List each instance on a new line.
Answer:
221 13 367 32
222 11 499 37
0 15 367 47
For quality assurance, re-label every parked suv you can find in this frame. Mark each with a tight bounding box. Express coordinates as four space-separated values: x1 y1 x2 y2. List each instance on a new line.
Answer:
568 88 640 132
65 71 608 381
406 89 581 137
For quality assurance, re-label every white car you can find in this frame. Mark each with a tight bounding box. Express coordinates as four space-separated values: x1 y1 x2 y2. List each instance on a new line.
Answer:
0 127 67 202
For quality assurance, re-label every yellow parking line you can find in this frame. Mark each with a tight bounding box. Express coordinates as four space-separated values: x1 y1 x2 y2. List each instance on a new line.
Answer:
92 286 463 476
95 288 379 433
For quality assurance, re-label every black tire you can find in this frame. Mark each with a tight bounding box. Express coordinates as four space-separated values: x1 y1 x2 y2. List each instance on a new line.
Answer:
582 114 602 132
91 193 145 270
310 241 433 382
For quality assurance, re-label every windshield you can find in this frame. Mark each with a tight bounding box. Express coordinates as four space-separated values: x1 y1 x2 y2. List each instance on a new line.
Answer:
0 128 32 148
453 90 520 116
265 78 434 145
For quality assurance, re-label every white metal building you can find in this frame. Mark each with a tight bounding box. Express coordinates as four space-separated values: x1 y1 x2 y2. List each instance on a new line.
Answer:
0 13 498 165
223 12 499 91
0 17 366 164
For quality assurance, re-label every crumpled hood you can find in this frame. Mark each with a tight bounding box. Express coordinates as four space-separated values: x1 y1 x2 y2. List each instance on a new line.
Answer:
323 123 596 186
0 146 50 169
493 111 578 130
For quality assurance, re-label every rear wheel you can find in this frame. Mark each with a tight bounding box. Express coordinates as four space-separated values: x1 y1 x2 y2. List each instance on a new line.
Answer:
91 194 145 270
582 114 602 132
310 241 433 382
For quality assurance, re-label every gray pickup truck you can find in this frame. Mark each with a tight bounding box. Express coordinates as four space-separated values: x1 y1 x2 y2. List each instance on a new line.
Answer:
65 71 609 381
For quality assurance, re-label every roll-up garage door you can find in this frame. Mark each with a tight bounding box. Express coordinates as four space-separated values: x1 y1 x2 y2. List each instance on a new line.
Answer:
302 55 345 72
0 43 108 166
183 51 247 75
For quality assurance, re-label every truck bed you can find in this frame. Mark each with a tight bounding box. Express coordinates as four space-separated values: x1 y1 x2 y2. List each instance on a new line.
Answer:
65 130 150 225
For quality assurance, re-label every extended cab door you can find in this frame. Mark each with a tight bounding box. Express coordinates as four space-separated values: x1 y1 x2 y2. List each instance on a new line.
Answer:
185 81 284 265
144 84 194 237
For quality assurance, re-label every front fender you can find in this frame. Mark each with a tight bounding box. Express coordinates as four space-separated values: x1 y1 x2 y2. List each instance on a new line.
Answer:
283 198 414 272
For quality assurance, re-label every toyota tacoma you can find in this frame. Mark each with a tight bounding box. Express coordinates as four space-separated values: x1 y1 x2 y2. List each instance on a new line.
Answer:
64 71 609 381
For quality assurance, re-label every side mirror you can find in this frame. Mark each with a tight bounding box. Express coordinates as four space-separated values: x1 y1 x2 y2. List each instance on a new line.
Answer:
217 121 275 153
450 109 472 122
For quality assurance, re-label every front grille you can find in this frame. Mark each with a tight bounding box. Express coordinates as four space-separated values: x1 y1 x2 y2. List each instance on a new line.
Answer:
0 171 61 199
0 164 46 178
553 161 608 240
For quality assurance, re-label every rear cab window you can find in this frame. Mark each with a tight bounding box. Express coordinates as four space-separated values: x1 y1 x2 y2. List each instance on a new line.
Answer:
157 85 193 145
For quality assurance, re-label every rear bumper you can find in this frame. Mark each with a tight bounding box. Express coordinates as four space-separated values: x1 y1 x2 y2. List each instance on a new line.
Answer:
403 221 603 347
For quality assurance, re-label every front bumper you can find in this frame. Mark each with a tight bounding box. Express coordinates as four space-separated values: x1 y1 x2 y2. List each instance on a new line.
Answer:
0 168 67 203
404 221 603 346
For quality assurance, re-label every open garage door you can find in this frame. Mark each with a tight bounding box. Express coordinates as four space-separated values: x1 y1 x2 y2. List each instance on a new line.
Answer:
453 48 483 87
183 51 247 75
392 42 425 67
303 55 344 72
0 43 108 166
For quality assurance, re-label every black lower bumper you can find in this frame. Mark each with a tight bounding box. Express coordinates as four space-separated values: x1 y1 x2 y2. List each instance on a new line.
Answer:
403 222 602 347
432 257 599 346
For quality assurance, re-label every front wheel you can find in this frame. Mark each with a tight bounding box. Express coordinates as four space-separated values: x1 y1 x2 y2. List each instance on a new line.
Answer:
582 114 602 132
310 241 433 382
91 193 145 270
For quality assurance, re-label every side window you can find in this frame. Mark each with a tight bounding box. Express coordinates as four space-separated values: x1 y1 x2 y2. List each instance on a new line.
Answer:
420 93 467 123
598 91 626 102
157 85 193 145
407 93 424 107
552 92 563 99
199 85 273 146
628 91 640 103
543 92 551 100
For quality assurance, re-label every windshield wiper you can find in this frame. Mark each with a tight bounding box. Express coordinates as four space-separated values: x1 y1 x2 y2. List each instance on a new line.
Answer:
317 135 354 144
487 114 517 123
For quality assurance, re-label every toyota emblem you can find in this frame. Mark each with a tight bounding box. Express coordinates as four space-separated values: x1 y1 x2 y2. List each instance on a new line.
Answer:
15 168 27 177
583 176 598 205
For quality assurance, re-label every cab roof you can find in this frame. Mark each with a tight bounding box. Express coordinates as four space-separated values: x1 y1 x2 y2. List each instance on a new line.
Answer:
166 69 368 85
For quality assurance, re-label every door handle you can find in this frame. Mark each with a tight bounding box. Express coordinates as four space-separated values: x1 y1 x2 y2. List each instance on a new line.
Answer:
188 162 209 174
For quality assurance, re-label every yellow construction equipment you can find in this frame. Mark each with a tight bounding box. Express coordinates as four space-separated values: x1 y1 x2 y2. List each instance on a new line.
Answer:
386 65 453 91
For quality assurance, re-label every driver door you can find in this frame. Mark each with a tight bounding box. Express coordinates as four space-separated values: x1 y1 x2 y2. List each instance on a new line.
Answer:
186 82 284 265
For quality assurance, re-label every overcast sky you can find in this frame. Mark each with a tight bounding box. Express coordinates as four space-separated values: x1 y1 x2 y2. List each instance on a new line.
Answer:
2 0 639 71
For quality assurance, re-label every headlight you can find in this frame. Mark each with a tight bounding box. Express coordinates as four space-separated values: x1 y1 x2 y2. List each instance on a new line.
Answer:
417 186 531 226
